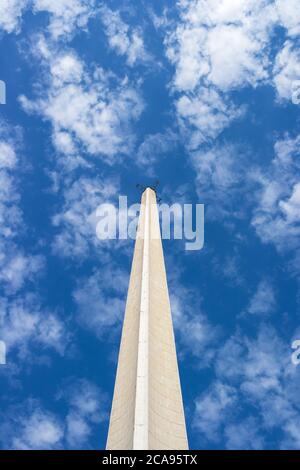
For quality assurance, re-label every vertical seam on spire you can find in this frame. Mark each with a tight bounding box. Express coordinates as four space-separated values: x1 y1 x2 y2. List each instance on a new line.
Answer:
133 188 149 449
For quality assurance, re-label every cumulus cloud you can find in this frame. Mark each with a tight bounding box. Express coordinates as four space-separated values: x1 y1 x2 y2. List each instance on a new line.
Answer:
0 124 45 293
193 381 237 442
1 294 68 359
171 291 221 365
73 265 127 338
280 183 300 223
33 0 96 39
224 417 264 450
12 407 64 450
62 378 107 447
211 253 244 286
0 122 68 379
19 33 143 263
194 323 300 449
191 143 254 220
136 131 177 173
100 5 150 66
275 0 300 37
164 0 278 146
168 264 221 365
20 40 144 164
0 0 95 38
165 0 294 94
176 89 244 148
0 253 44 293
273 41 300 102
246 279 276 316
0 141 17 168
0 0 29 34
52 176 118 258
167 0 275 93
0 141 22 242
164 0 300 151
0 400 63 449
252 134 300 268
0 378 107 449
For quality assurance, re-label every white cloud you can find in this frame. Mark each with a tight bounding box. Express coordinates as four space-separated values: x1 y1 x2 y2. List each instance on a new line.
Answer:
136 131 177 172
276 0 300 37
165 0 277 146
212 254 244 286
193 381 237 441
20 42 144 164
0 152 22 241
193 143 242 192
73 266 127 337
191 143 254 219
100 5 150 66
33 0 96 39
252 134 300 260
280 183 300 223
0 0 95 38
0 378 107 449
0 253 44 293
63 378 107 447
166 0 277 93
52 176 118 258
169 266 221 365
204 23 269 90
0 125 45 293
0 132 21 228
0 123 66 379
224 417 264 450
0 141 17 168
50 52 84 85
176 89 244 148
273 41 300 102
12 407 64 449
165 0 300 148
20 40 143 260
172 293 220 364
247 279 276 316
0 0 29 34
216 325 286 385
1 295 68 358
194 323 300 448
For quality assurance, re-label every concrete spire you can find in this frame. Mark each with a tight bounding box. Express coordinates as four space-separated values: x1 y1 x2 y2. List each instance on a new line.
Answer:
106 188 188 450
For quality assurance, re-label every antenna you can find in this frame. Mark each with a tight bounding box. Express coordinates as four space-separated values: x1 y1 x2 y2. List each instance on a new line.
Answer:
136 183 147 193
136 180 162 203
150 180 160 192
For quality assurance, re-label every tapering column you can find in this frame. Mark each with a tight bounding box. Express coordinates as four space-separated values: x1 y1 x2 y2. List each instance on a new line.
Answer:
106 188 188 450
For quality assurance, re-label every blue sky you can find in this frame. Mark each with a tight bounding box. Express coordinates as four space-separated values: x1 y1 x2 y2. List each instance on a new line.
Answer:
0 0 300 450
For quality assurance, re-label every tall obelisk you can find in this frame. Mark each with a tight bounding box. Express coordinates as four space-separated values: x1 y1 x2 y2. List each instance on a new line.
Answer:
106 188 188 450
